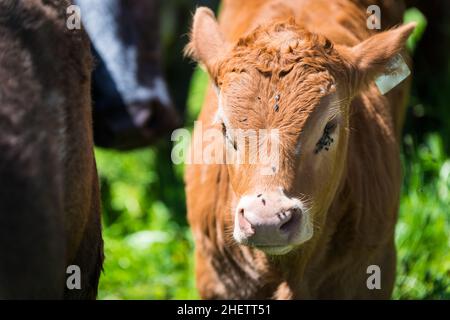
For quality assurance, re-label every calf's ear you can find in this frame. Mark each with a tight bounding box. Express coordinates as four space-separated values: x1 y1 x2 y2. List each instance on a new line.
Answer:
185 7 226 82
338 22 416 93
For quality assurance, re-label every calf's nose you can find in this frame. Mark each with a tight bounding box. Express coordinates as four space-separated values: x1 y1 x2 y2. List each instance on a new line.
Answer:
235 192 303 246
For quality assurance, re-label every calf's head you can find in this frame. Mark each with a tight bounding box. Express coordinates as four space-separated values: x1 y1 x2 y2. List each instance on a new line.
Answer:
187 8 414 255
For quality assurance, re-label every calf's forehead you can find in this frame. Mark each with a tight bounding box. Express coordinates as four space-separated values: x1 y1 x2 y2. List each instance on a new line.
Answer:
219 67 336 130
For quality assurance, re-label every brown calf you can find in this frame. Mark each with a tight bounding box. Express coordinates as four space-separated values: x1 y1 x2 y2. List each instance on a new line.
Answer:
185 0 414 299
0 0 103 299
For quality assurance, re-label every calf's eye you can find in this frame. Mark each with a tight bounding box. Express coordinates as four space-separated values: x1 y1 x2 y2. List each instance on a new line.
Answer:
315 120 337 154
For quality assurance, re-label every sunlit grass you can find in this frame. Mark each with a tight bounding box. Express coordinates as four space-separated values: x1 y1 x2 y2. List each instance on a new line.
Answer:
96 148 198 300
394 134 450 299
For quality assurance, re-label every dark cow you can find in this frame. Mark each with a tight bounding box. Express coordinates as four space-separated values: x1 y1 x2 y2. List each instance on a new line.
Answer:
0 0 103 299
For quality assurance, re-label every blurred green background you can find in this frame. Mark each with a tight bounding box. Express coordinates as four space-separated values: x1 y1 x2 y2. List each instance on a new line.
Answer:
96 6 449 299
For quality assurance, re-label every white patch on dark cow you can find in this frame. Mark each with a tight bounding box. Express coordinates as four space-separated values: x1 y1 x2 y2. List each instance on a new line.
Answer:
75 0 171 106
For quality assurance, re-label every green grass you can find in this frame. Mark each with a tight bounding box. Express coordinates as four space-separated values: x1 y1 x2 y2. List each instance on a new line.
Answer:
97 8 448 300
404 7 427 52
96 148 198 300
394 134 450 299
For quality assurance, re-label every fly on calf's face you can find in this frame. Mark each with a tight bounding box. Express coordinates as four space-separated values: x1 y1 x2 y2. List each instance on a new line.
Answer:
315 122 335 154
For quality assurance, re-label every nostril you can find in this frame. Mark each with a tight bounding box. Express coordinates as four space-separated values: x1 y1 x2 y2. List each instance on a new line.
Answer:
238 208 254 235
279 208 302 234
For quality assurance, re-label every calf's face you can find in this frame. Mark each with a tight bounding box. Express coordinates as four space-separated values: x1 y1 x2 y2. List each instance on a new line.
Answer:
187 8 414 255
215 49 348 255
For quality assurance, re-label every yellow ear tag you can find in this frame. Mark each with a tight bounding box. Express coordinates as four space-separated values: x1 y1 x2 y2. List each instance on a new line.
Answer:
375 54 411 95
